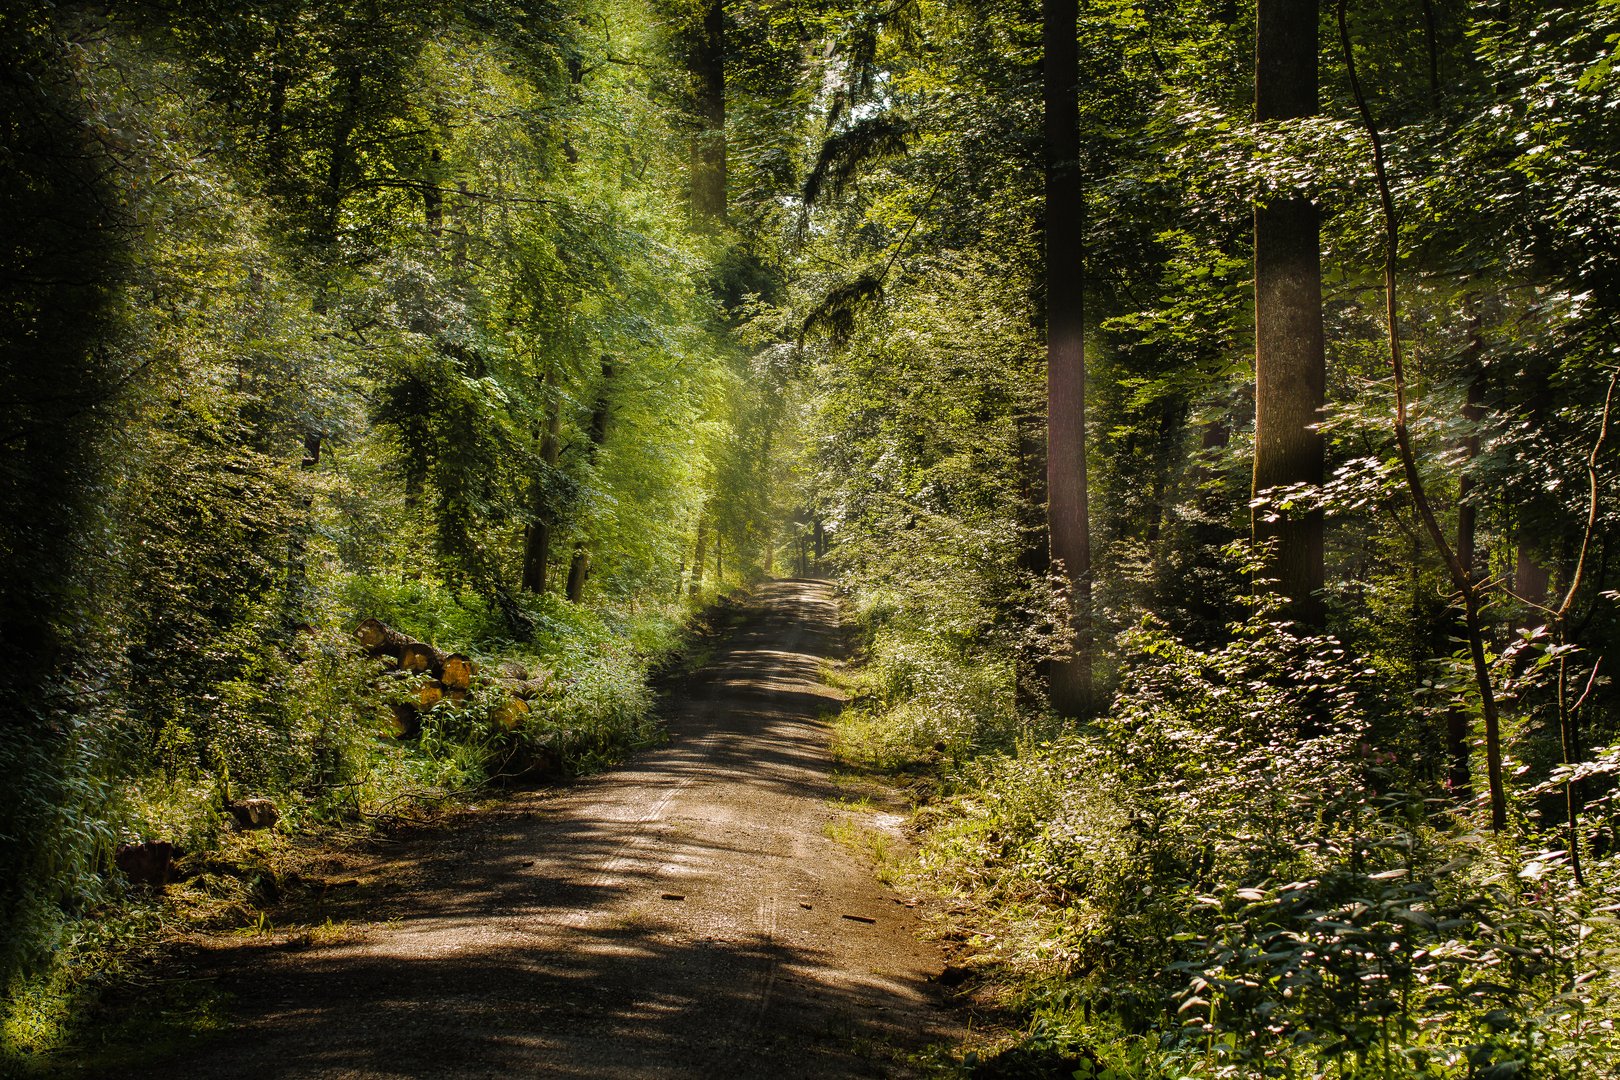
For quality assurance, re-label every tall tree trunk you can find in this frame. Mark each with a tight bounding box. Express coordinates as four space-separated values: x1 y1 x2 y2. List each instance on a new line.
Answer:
690 513 709 596
1252 0 1326 627
321 61 362 245
266 25 288 178
690 0 727 229
521 375 563 594
423 146 442 236
1044 0 1093 716
1457 375 1484 579
565 362 614 603
1514 541 1551 605
1144 401 1182 544
1419 0 1440 103
565 551 591 603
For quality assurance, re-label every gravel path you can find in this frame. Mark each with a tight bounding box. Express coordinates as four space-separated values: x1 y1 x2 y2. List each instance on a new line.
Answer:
121 579 959 1078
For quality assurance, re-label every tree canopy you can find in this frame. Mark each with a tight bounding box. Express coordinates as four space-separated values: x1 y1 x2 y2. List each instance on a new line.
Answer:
5 0 1620 1074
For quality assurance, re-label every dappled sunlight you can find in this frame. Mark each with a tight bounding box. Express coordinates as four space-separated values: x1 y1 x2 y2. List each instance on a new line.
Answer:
116 580 955 1079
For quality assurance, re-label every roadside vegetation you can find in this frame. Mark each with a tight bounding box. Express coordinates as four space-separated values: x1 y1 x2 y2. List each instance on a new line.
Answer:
0 0 808 1067
7 0 1620 1076
804 1 1620 1076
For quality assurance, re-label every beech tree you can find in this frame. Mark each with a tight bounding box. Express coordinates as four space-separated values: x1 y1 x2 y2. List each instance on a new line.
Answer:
1250 0 1326 626
1043 0 1093 715
9 1 1620 1071
689 0 728 229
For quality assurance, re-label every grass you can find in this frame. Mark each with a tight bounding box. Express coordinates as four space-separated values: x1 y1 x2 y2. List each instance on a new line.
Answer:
10 975 234 1078
823 813 904 888
0 900 232 1079
0 571 790 1080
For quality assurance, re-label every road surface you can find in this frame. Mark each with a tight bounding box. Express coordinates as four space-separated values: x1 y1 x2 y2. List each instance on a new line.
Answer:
118 579 958 1078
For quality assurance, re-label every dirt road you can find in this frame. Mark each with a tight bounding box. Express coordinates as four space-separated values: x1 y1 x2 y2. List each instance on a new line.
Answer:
123 579 959 1078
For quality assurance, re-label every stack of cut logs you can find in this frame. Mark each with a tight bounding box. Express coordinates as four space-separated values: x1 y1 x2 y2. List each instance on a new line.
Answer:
355 618 553 736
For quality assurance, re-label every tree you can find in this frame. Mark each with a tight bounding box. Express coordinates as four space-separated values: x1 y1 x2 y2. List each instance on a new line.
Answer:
566 360 616 601
690 0 728 229
1251 0 1326 627
522 370 566 595
1043 0 1093 715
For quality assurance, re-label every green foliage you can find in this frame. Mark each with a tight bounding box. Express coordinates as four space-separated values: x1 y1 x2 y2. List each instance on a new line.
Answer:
802 113 913 207
905 601 1620 1076
8 0 1620 1070
0 0 788 1050
836 619 1018 772
793 0 1620 1070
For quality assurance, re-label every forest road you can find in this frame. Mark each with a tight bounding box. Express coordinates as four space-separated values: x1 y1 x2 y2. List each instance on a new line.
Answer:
119 578 961 1079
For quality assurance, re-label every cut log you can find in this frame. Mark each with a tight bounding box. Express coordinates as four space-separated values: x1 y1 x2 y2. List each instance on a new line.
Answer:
226 798 280 831
497 660 530 681
115 840 180 887
494 696 530 730
400 641 448 678
355 618 413 661
445 687 469 707
418 680 445 708
442 653 476 691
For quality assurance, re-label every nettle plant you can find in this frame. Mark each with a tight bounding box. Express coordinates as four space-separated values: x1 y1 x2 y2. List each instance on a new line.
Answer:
943 593 1391 1005
1169 853 1618 1079
1103 613 1613 1077
1075 602 1379 964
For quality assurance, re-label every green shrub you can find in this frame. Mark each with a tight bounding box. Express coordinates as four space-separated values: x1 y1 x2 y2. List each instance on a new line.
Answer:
909 607 1620 1078
834 621 1019 772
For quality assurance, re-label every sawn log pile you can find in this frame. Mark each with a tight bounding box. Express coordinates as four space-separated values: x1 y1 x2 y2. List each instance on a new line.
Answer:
355 618 553 736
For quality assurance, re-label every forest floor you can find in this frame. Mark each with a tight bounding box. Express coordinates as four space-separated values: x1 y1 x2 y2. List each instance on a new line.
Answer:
78 579 963 1079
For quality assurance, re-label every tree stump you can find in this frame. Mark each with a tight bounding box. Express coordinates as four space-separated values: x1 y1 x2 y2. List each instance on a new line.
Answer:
115 841 180 887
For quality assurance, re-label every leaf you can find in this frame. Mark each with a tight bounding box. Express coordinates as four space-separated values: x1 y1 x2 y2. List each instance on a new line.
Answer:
802 114 913 207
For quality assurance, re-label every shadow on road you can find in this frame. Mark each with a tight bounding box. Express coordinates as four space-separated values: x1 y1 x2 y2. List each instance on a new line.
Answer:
108 579 956 1080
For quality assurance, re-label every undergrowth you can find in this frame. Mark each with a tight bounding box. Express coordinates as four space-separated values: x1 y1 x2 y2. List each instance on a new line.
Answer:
834 588 1620 1079
0 573 704 1074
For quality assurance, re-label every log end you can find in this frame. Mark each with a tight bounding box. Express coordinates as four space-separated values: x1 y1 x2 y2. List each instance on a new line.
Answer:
401 642 446 678
495 696 531 730
356 618 388 651
226 798 280 830
442 653 476 691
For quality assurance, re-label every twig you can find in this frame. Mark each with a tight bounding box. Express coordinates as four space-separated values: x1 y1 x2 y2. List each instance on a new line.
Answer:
1555 366 1620 621
1571 656 1604 716
1338 0 1507 830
